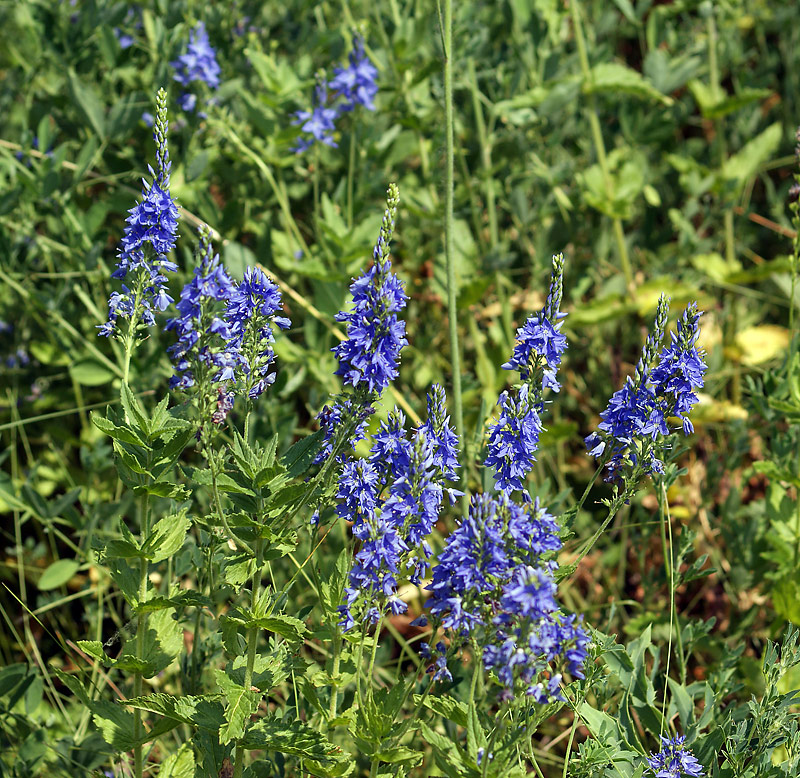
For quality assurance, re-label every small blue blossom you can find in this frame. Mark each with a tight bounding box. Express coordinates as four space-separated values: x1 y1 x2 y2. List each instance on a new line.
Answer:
292 80 339 153
646 735 704 778
171 22 221 90
333 185 407 394
313 399 371 465
178 92 198 113
420 384 460 481
328 34 378 111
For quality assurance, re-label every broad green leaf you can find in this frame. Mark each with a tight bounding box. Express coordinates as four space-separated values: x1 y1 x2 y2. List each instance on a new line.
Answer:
68 70 106 138
120 382 150 435
578 702 624 748
372 746 423 765
159 743 195 778
215 670 260 744
92 413 144 446
38 559 80 591
282 429 325 479
70 358 116 386
126 692 226 731
253 614 307 643
417 694 468 727
688 80 770 119
722 122 782 195
142 511 191 563
92 700 137 750
240 719 343 762
585 62 672 105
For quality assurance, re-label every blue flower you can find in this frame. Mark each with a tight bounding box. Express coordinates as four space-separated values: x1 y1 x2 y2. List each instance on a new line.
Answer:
646 735 704 778
420 384 460 482
292 80 339 154
333 184 407 394
328 34 378 111
171 22 221 90
222 267 290 399
585 297 706 480
427 494 587 698
99 89 179 338
485 385 542 494
313 399 372 465
165 226 237 392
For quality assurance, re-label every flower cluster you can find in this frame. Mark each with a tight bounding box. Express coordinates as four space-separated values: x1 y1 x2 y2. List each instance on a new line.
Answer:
426 493 588 701
165 226 237 391
99 89 179 339
486 253 568 494
313 185 407 465
222 267 291 400
646 735 704 778
171 21 221 118
293 33 378 154
585 297 707 480
337 386 460 631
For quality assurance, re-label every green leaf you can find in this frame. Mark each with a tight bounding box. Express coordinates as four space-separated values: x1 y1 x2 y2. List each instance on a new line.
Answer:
688 80 770 119
92 700 137 749
578 702 624 748
142 511 191 563
38 559 80 591
240 718 343 762
120 382 150 435
722 122 782 195
372 746 423 765
252 614 307 643
92 413 144 446
126 693 226 731
159 743 195 778
585 62 672 105
417 694 468 727
68 70 106 138
215 670 260 744
70 358 116 386
282 430 325 479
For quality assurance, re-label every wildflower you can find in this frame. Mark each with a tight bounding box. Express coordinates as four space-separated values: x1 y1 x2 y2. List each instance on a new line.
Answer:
313 399 371 465
114 28 134 49
485 385 542 493
486 253 567 494
427 494 586 699
337 386 460 631
171 22 221 90
328 34 378 111
178 92 197 113
420 384 460 482
99 89 179 339
585 297 707 480
333 184 407 394
222 267 290 400
646 735 704 778
292 79 339 153
165 226 237 391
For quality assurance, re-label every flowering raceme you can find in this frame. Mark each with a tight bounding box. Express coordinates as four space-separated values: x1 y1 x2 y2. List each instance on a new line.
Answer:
328 34 379 111
426 493 588 701
99 88 179 340
313 185 407 465
337 385 460 631
292 80 339 153
486 252 568 493
171 22 221 91
585 296 707 480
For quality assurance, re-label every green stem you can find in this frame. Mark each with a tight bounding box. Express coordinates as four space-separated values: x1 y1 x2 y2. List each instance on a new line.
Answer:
233 539 263 778
658 481 685 695
133 490 151 778
347 125 357 231
570 489 628 573
569 0 635 294
442 0 465 494
329 628 342 721
562 712 579 778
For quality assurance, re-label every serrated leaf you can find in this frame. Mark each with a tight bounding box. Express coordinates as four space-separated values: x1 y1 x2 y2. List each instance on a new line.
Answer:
159 743 196 778
253 614 307 642
120 382 150 435
585 62 671 105
92 412 144 445
142 511 191 563
417 694 468 727
38 559 80 590
240 719 342 762
282 430 325 479
215 670 260 744
93 700 137 749
126 692 226 731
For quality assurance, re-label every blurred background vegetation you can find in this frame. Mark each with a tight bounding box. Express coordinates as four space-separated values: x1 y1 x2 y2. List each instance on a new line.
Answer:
1 0 799 774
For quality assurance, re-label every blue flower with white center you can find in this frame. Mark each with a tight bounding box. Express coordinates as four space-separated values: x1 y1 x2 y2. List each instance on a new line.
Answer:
171 22 221 90
99 89 179 339
292 79 339 154
333 184 407 394
328 34 378 111
165 226 237 392
646 735 704 778
222 267 290 400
